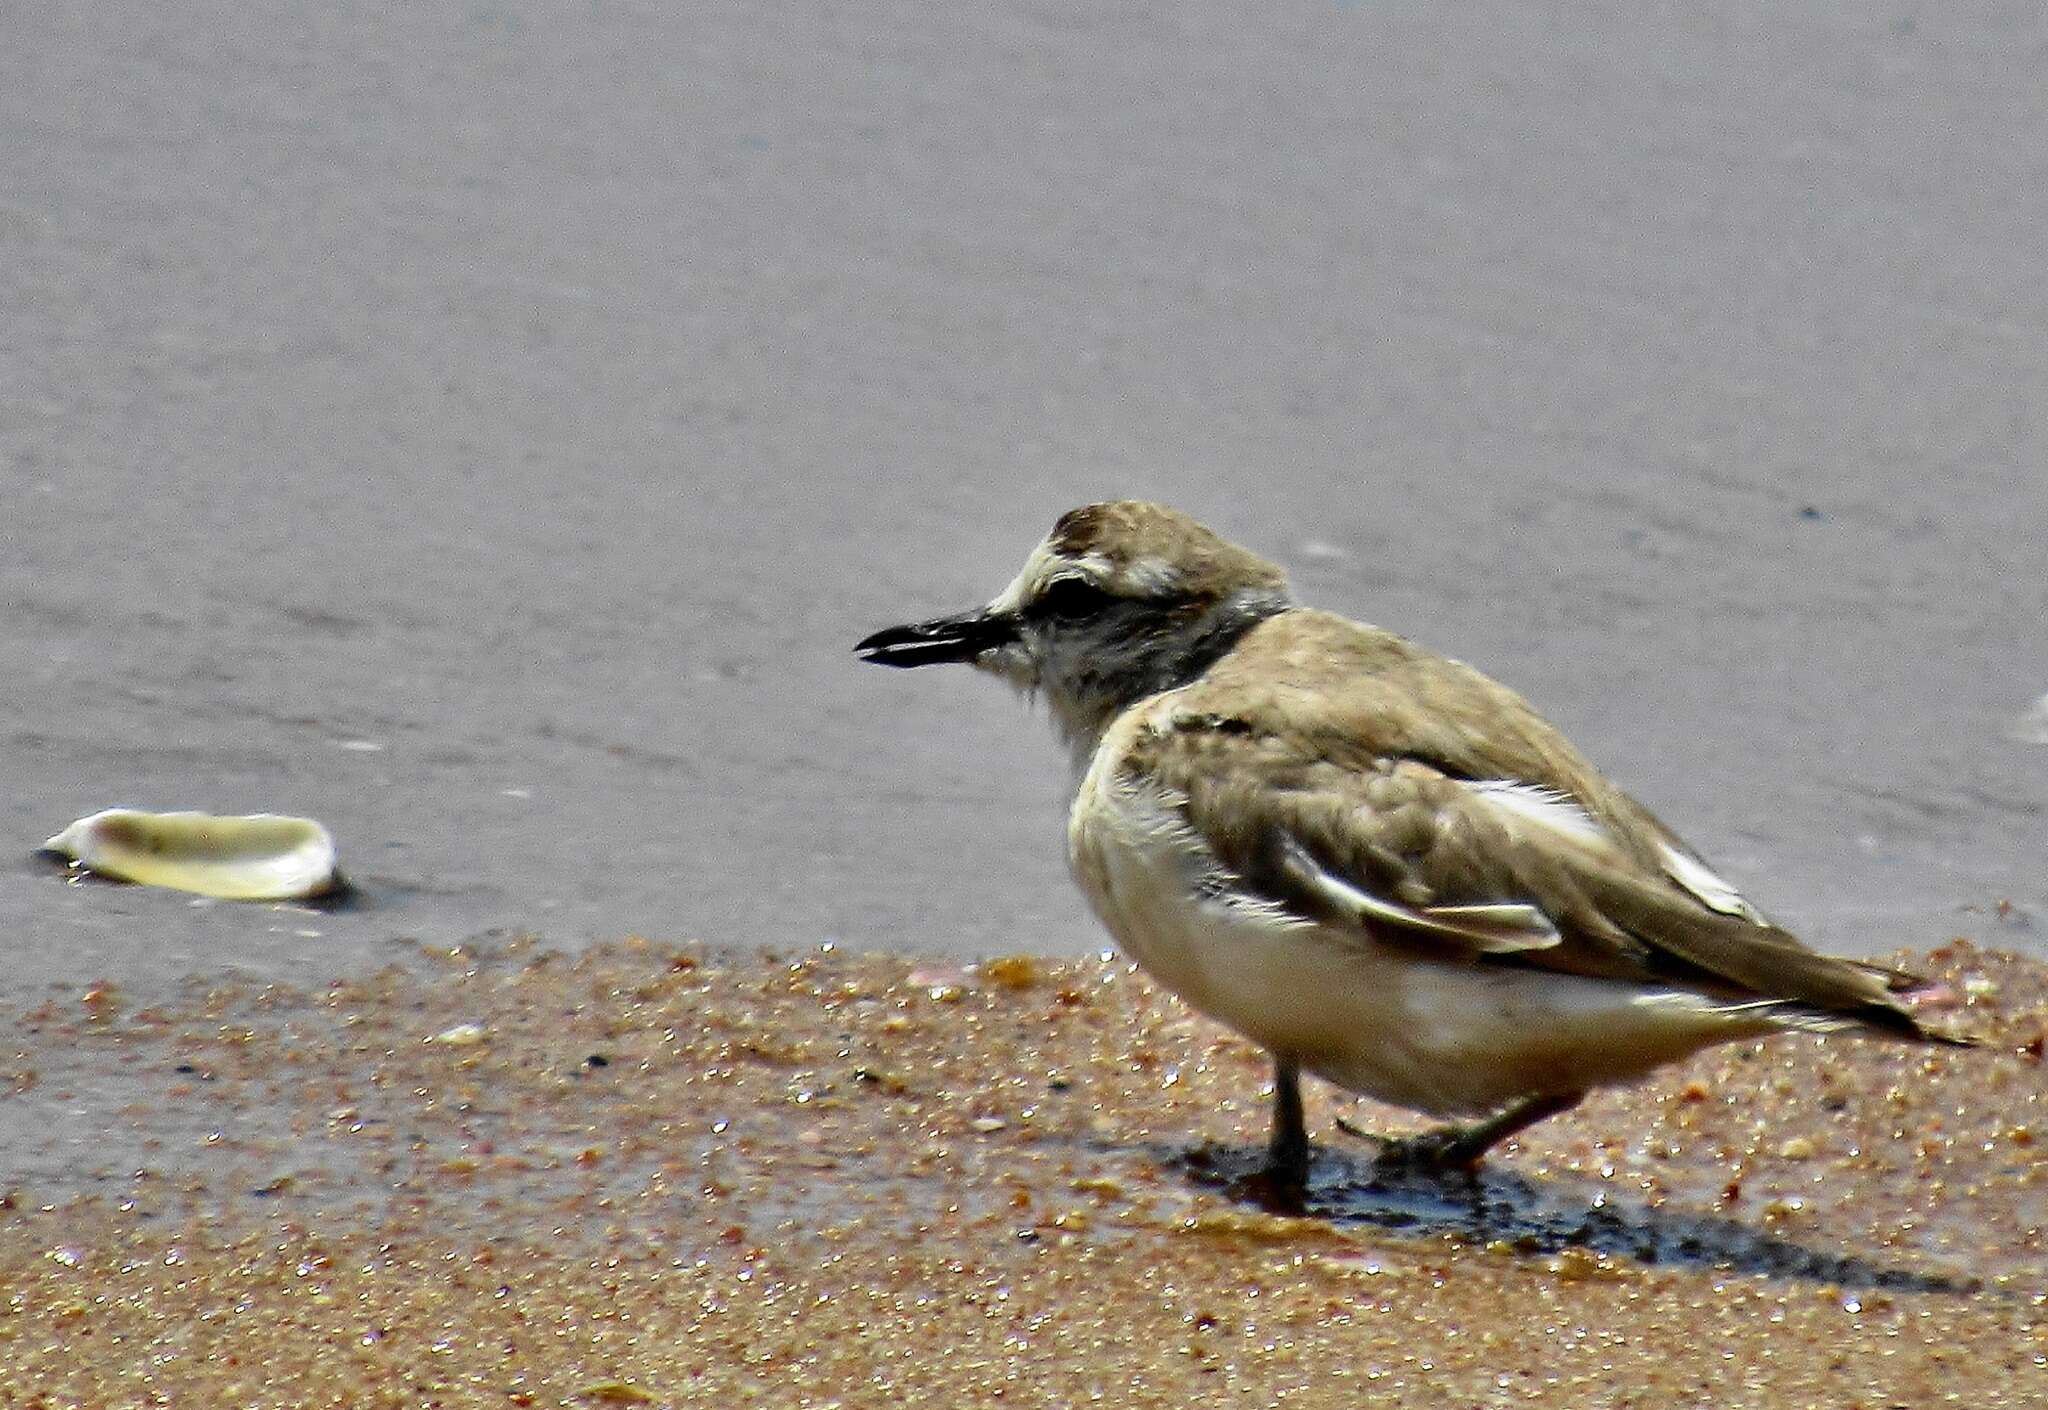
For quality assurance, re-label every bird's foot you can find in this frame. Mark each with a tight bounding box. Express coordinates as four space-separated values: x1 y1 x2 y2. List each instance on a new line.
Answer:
1371 1126 1490 1174
1180 1140 1309 1211
1231 1162 1309 1213
1336 1116 1485 1173
1235 1125 1311 1210
1338 1092 1583 1175
1332 1113 1388 1151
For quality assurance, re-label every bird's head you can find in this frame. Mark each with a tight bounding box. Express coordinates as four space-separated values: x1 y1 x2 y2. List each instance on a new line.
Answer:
856 501 1293 753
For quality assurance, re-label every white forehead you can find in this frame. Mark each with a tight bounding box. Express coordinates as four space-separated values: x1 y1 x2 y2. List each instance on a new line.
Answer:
987 541 1180 612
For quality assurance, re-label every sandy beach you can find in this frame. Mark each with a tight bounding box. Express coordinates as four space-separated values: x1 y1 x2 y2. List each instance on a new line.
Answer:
0 936 2040 1406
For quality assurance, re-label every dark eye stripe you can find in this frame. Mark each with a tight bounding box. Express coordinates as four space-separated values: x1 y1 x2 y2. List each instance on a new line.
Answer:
1035 577 1115 620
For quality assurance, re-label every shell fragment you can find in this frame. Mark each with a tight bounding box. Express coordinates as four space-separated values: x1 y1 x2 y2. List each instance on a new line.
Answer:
40 809 343 901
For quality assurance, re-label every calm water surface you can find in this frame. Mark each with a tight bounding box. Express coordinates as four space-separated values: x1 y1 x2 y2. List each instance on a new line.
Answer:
5 2 2045 1000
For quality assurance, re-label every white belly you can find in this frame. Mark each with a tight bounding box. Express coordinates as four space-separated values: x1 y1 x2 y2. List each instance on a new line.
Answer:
1067 766 1771 1116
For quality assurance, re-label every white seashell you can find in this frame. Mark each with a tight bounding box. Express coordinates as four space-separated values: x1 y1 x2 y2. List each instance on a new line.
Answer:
40 808 343 901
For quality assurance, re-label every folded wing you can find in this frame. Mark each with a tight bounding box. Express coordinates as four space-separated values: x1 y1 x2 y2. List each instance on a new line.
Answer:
1132 703 1958 1044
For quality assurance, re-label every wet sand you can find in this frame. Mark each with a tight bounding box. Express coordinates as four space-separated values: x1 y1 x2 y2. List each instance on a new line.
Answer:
1 936 2039 1406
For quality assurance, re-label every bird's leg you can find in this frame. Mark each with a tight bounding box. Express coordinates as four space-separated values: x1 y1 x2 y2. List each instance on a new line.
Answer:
1263 1055 1309 1188
1380 1091 1585 1171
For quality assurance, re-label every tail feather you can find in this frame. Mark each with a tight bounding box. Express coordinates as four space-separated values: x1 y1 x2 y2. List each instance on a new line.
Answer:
1579 868 1977 1047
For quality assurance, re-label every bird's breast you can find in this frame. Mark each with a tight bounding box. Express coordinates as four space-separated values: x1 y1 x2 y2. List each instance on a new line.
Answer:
1066 743 1334 1053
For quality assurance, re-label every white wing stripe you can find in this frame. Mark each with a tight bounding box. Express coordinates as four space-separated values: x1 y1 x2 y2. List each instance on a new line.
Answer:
1468 779 1764 923
1466 779 1612 850
1276 838 1561 954
1659 843 1764 921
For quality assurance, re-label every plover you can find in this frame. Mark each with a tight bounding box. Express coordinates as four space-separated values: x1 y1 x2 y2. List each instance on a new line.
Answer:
856 501 1968 1186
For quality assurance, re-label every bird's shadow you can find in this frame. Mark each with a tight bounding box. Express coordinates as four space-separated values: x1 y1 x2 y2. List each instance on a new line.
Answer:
1168 1139 1980 1296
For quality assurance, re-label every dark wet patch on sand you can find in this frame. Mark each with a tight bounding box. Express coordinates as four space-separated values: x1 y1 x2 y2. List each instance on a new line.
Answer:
0 938 2041 1405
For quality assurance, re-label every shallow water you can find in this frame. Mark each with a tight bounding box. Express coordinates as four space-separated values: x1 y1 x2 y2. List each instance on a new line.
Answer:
5 1 2047 1005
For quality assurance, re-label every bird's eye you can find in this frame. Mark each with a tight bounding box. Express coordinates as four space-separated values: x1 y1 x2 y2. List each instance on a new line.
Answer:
1036 577 1113 620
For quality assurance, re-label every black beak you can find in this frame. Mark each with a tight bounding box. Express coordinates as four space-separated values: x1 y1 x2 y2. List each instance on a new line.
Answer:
855 609 1017 668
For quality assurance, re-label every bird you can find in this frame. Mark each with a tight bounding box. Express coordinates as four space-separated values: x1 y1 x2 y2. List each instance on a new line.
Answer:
855 501 1969 1189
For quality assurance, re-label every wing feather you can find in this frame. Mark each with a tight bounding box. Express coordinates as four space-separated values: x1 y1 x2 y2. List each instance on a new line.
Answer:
1275 836 1560 954
1123 693 1954 1040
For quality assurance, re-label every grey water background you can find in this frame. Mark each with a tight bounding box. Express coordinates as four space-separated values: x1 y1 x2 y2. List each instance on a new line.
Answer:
5 1 2046 1001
